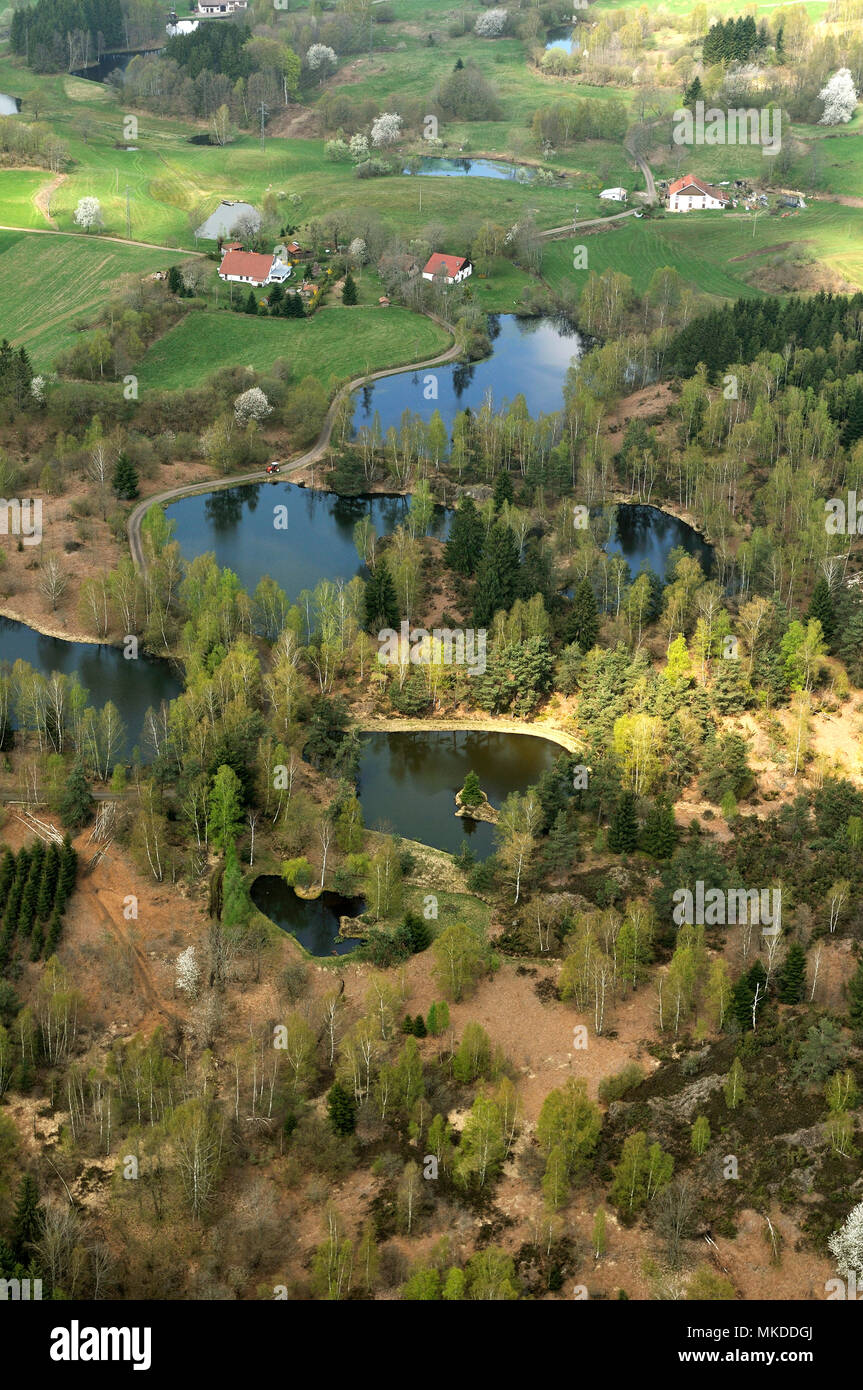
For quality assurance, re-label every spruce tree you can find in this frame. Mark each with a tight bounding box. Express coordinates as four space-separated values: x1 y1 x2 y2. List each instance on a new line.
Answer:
342 270 358 306
413 1013 427 1038
327 1082 357 1135
59 761 93 830
472 521 520 626
364 556 399 631
608 792 639 854
460 771 482 807
492 469 514 509
807 577 836 647
11 1174 43 1262
777 942 806 1004
543 809 578 873
112 451 139 500
847 956 863 1031
444 495 483 577
244 289 258 314
564 577 599 652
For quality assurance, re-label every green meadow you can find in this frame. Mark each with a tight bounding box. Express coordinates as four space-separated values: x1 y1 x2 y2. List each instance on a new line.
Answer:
135 304 451 392
0 230 178 366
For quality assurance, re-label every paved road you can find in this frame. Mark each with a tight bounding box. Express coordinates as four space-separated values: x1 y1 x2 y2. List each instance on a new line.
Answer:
127 312 459 572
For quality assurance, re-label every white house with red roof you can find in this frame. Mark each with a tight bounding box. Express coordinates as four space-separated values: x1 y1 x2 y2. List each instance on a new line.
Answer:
422 253 472 284
667 174 730 212
218 249 291 287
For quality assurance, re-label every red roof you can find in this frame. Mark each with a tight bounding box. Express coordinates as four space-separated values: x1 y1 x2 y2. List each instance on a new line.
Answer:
423 252 469 277
218 249 274 282
222 240 243 251
668 174 729 202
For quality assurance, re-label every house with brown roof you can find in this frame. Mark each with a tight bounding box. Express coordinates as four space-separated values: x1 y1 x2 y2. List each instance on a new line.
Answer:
218 249 292 287
422 253 472 284
667 175 730 212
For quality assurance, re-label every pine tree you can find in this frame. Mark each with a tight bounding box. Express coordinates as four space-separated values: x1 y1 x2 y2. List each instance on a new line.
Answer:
608 792 638 854
364 556 399 630
244 289 259 315
444 496 483 577
112 451 139 500
342 270 358 306
413 1013 427 1038
777 941 807 1003
168 265 183 296
327 1081 357 1134
564 577 599 652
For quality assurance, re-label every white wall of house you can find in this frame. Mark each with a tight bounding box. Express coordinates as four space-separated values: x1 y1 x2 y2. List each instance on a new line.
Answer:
669 191 725 212
422 264 472 284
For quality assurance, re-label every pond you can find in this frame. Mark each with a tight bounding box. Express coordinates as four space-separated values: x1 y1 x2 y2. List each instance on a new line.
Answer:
165 484 451 602
195 200 261 242
71 48 161 83
604 503 714 580
0 94 21 116
545 29 579 53
357 729 561 859
403 156 536 181
250 877 365 956
0 616 182 758
352 314 583 436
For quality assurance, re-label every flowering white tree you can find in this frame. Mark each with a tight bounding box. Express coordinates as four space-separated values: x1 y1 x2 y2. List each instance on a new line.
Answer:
818 68 858 125
175 945 200 998
371 112 403 148
73 196 103 232
349 132 370 162
234 387 272 424
349 236 368 266
474 8 508 36
829 1201 863 1280
305 44 337 75
31 375 46 405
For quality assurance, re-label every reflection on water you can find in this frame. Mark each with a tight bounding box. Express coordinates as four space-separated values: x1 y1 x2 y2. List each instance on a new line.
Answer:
404 156 536 181
250 877 364 956
357 730 560 858
167 482 451 602
0 617 182 758
352 314 582 435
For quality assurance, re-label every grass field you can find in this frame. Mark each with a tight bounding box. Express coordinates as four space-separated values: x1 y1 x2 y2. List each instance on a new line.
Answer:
542 201 863 303
135 304 452 392
0 231 178 366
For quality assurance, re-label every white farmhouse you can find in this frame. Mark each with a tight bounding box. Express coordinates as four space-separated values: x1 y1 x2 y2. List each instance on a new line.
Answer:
667 174 730 212
218 250 291 287
421 253 472 284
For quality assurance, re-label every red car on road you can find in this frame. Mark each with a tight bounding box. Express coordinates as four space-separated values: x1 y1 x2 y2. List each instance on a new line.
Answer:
266 463 280 475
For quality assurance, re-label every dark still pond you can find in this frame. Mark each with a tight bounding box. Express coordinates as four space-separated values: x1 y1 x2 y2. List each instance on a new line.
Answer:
165 483 450 600
357 730 560 858
351 314 582 437
0 617 182 758
606 504 713 580
250 877 364 956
